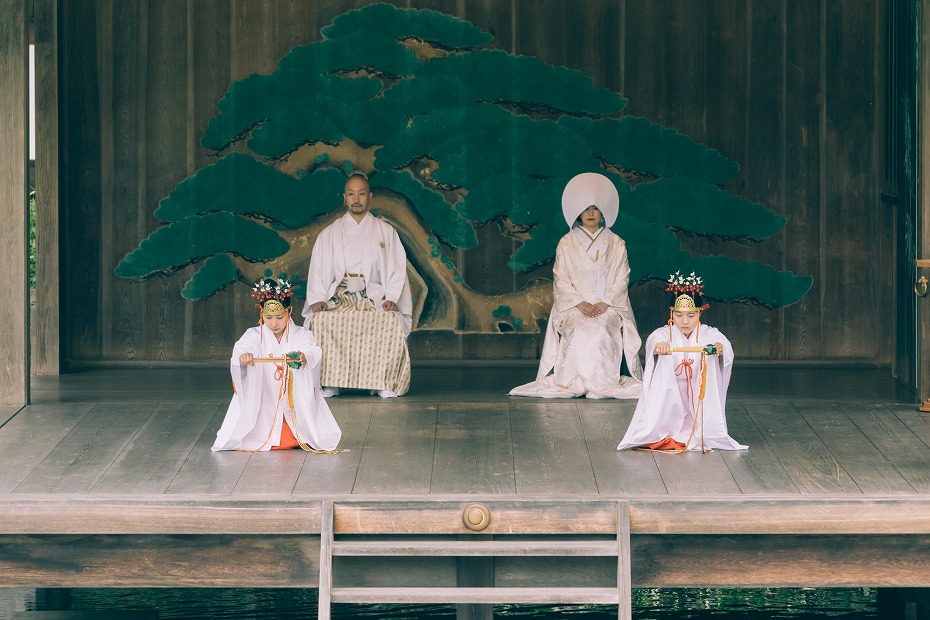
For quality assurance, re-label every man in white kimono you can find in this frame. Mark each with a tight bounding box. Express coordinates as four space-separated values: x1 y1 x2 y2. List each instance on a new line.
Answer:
302 173 412 398
617 273 746 452
510 172 643 399
213 278 342 452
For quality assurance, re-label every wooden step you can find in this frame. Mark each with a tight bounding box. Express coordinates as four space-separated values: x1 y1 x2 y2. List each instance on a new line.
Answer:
332 539 618 556
331 586 621 605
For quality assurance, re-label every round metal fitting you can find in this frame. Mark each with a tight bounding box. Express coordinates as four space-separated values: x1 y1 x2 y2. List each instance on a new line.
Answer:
462 503 491 531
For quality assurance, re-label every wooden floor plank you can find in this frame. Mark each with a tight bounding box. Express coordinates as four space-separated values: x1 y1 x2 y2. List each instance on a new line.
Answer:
794 403 914 494
0 405 21 427
351 400 438 494
90 403 221 494
430 402 516 494
0 404 95 494
891 403 930 453
30 366 913 405
653 449 743 495
871 403 930 494
292 400 373 494
13 403 158 494
744 403 860 494
164 405 252 494
719 403 800 495
840 403 930 494
509 401 598 495
578 401 667 494
233 448 308 495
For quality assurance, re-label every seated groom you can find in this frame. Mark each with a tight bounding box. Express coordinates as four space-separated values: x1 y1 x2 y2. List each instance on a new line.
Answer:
302 173 412 398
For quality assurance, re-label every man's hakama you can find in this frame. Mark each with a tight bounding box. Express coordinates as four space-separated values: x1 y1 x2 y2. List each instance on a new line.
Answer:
311 285 411 395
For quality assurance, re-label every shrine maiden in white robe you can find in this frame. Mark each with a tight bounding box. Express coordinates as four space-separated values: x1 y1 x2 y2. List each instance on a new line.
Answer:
617 323 746 451
510 227 643 399
303 212 413 334
212 320 342 452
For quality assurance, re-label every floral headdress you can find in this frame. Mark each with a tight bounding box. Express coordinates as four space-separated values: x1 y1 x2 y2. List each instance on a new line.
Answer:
666 271 709 313
252 277 293 317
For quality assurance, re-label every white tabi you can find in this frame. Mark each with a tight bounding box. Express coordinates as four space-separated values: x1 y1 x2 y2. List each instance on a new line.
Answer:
302 212 412 394
617 323 746 451
510 227 643 399
212 320 342 452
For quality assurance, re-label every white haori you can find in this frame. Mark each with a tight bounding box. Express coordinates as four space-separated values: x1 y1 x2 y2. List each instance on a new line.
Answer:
303 212 413 334
617 323 746 451
212 321 342 452
510 228 643 399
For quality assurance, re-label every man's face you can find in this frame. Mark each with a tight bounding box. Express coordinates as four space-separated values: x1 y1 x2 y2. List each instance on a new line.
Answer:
344 177 371 217
672 310 700 335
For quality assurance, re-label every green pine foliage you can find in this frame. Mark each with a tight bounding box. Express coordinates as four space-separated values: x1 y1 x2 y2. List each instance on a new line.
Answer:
115 2 812 309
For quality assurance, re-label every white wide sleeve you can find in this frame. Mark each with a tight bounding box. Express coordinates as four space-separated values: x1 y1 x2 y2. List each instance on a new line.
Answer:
303 226 337 323
552 238 586 313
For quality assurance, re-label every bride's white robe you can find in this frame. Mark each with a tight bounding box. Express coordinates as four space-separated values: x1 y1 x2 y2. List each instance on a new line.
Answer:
617 323 746 451
510 228 643 399
212 321 342 452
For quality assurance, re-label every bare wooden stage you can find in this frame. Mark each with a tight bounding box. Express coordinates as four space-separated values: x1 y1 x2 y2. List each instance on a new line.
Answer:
1 366 929 616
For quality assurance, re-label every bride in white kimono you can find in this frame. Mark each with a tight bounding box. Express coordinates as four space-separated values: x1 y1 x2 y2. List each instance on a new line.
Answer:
617 274 746 452
510 172 643 399
213 278 342 452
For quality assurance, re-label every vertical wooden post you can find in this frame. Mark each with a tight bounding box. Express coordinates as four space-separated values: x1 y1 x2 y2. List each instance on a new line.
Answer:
33 0 60 375
318 500 333 620
920 0 930 406
456 534 493 620
617 501 632 620
0 0 29 405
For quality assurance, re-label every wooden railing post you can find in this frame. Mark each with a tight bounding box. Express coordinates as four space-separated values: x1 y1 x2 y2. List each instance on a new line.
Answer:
318 501 334 620
617 501 632 620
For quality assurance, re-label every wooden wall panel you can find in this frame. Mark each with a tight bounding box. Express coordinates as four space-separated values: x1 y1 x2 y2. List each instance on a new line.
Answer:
822 0 885 362
871 0 894 371
143 1 190 362
53 0 891 364
783 0 824 361
457 0 518 299
745 1 786 360
0 0 29 403
62 0 104 362
105 0 147 362
189 0 234 362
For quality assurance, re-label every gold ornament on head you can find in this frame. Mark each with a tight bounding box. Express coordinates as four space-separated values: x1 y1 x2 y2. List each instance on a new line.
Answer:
672 294 698 312
261 299 287 315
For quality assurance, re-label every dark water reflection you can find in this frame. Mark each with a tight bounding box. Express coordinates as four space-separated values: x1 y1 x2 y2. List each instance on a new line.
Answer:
1 587 880 619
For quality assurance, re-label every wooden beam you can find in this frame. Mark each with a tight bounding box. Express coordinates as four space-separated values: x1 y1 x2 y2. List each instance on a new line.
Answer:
920 0 930 405
0 0 29 404
32 0 60 375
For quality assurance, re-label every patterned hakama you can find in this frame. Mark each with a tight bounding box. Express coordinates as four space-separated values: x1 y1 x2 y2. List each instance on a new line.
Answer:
311 280 411 395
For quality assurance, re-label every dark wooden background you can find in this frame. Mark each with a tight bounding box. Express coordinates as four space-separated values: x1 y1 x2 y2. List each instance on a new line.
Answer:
46 0 899 369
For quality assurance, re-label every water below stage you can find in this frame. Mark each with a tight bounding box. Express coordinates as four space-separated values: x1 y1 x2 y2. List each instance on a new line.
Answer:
0 587 893 619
